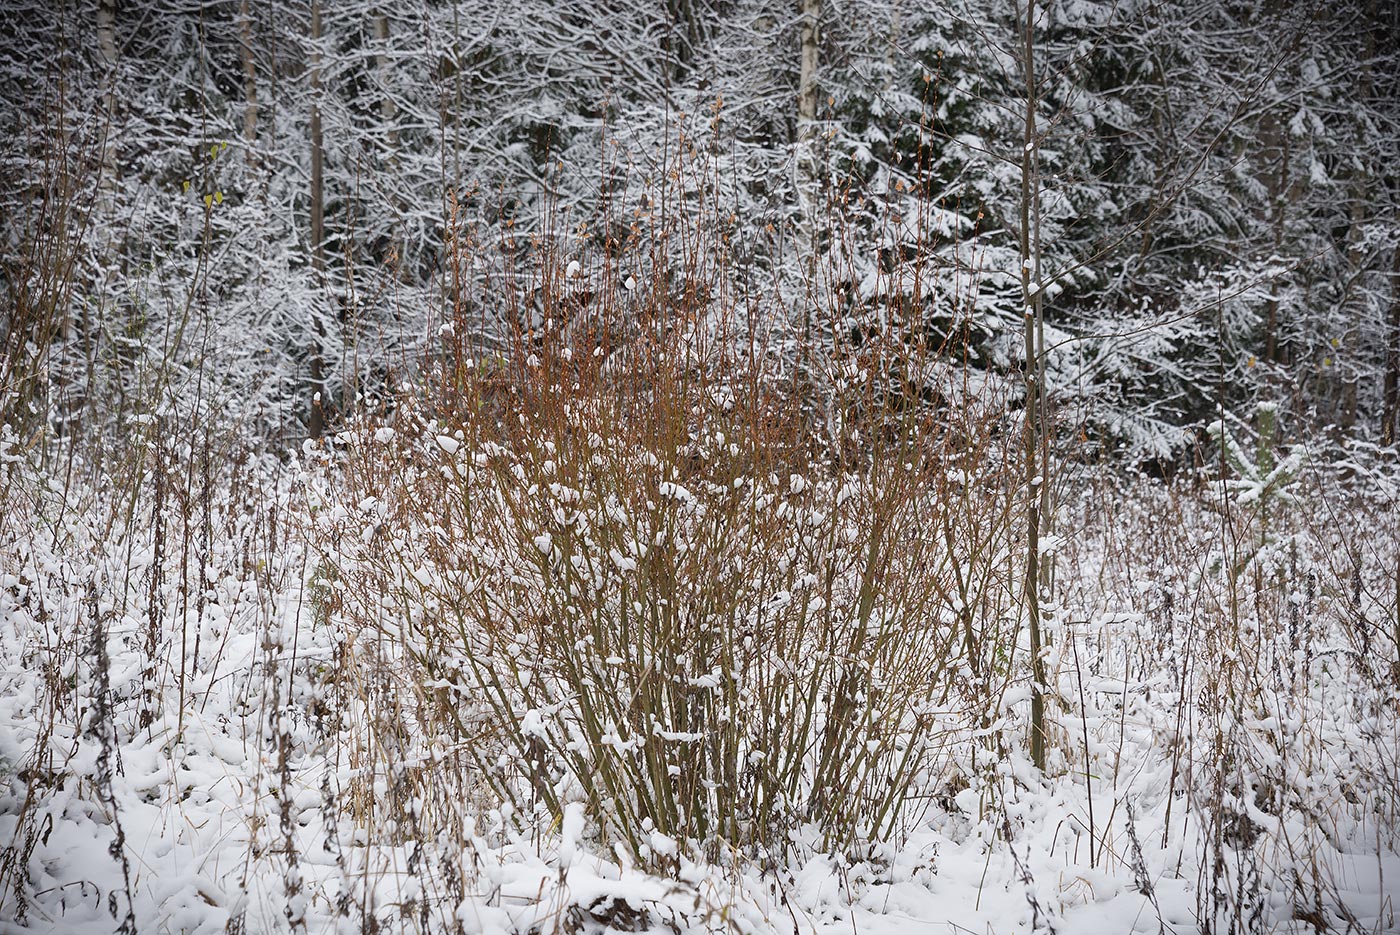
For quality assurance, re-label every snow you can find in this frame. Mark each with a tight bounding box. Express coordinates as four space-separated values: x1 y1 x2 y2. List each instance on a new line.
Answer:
1 435 1397 935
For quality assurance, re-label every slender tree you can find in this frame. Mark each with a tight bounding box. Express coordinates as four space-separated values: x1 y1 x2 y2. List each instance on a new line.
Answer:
239 0 258 161
308 0 328 439
1016 0 1049 772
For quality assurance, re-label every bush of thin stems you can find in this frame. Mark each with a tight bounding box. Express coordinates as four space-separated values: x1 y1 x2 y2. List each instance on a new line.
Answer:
309 173 1026 869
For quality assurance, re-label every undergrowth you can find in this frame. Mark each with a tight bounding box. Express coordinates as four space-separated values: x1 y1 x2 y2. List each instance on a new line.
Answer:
1 145 1397 935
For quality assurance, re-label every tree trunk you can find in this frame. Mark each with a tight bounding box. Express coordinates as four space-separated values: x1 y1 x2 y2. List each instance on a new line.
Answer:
309 2 325 274
1017 0 1048 772
308 0 328 440
795 0 821 306
96 0 119 187
1383 244 1400 444
372 9 403 281
665 0 702 81
1348 0 1385 437
373 11 398 151
239 0 258 161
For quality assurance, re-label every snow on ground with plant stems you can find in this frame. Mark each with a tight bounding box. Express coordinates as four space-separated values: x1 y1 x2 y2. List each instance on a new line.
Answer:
1 419 1397 935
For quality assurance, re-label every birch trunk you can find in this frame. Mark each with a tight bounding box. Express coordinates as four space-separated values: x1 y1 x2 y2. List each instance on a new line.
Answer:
795 0 821 315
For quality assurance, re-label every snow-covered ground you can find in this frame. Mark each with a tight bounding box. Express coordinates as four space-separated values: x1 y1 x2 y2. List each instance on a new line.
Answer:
2 428 1397 934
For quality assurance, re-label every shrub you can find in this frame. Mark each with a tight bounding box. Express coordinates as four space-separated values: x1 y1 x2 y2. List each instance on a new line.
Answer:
308 197 1025 868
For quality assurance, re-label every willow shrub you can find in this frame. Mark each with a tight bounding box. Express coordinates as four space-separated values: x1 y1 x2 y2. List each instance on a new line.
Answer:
308 179 1024 869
